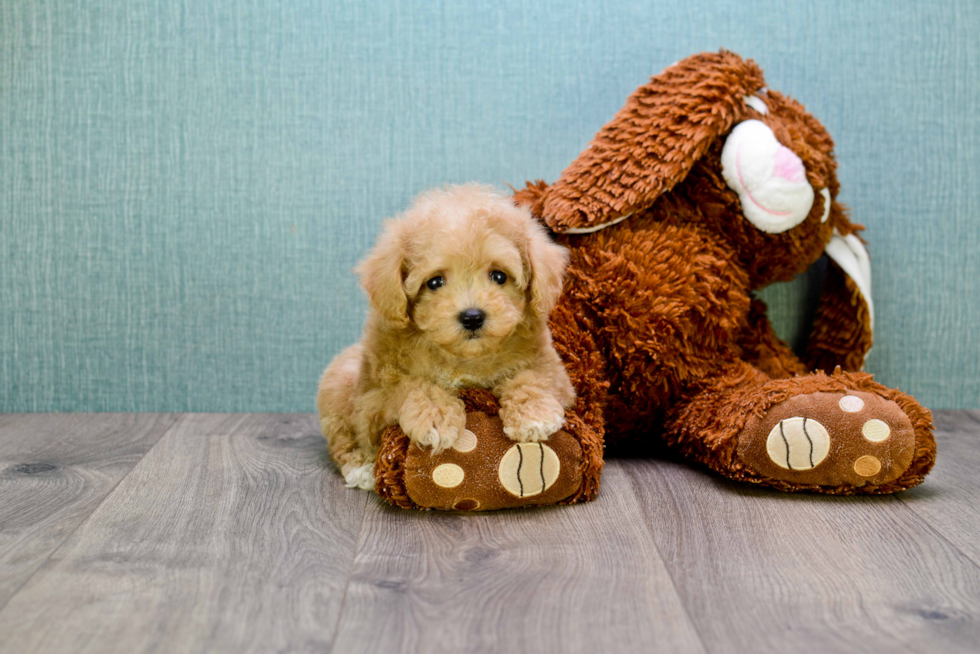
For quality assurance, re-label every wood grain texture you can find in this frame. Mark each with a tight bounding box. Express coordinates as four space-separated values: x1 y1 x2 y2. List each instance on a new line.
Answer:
333 463 705 654
0 414 367 654
0 413 177 608
0 412 978 653
621 444 980 652
899 410 980 567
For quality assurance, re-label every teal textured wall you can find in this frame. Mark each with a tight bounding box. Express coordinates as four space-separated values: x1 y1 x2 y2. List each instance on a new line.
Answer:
2 0 978 411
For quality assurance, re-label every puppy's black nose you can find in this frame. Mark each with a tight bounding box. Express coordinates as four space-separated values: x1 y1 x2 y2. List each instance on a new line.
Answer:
458 308 486 331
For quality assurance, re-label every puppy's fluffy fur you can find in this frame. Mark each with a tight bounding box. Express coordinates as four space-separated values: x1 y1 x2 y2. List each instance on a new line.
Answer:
317 184 575 490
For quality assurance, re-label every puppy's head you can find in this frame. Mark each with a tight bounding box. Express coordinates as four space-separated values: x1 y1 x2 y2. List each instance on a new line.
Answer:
357 184 567 358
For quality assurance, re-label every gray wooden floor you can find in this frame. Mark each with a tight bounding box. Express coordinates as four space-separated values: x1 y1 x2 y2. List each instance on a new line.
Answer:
0 412 978 653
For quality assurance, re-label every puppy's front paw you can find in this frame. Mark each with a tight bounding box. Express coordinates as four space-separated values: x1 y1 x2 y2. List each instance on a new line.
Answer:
500 396 565 442
343 463 376 491
399 395 467 454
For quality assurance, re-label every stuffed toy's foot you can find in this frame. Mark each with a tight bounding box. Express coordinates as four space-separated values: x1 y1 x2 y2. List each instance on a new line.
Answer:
667 366 935 495
737 391 918 488
729 371 935 494
375 389 603 510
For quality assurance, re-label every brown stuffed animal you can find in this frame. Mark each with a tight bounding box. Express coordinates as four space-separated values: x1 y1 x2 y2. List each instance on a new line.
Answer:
375 50 936 509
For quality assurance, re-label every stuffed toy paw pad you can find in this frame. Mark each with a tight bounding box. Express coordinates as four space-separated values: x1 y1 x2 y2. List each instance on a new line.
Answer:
737 391 916 489
375 388 602 510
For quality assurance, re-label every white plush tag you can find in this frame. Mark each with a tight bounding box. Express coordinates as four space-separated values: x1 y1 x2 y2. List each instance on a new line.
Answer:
825 229 874 331
561 212 632 234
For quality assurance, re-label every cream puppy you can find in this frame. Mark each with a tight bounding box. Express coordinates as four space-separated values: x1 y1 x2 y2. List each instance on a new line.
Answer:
317 184 575 490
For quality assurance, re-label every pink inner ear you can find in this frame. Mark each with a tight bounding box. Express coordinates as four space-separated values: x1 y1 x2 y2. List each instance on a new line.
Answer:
773 146 805 182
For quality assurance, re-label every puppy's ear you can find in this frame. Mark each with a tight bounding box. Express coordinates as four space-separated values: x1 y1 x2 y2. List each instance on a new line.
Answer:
355 222 410 328
523 220 569 318
542 50 765 233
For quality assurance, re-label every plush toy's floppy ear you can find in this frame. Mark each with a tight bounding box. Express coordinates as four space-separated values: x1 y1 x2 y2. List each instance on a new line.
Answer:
355 222 410 328
541 51 765 233
806 220 874 372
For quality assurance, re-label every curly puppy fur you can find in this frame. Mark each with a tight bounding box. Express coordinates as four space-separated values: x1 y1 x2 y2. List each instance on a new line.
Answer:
317 184 575 489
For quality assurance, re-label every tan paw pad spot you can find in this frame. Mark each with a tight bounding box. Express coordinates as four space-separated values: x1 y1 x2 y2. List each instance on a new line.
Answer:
432 463 465 488
838 395 865 413
452 429 478 453
766 417 831 471
498 443 560 498
854 455 882 477
861 419 891 442
453 498 480 511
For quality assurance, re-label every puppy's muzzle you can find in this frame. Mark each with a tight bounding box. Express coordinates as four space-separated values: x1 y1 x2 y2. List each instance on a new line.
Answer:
458 308 486 332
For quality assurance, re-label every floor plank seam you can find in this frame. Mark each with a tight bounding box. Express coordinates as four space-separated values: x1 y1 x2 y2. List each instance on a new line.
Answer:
963 411 980 426
3 412 978 651
325 489 371 653
893 410 980 572
622 462 712 654
894 493 980 573
0 413 180 616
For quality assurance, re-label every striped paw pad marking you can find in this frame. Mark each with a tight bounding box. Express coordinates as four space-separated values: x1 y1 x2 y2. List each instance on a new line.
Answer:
765 417 831 471
432 463 465 488
452 429 478 453
853 455 882 477
498 443 560 498
838 395 865 413
861 419 891 442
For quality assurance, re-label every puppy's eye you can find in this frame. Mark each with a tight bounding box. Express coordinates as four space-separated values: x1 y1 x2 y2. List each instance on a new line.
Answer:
490 270 507 285
425 276 445 291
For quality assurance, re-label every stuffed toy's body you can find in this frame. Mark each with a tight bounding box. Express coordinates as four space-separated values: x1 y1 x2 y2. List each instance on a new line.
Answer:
375 51 935 508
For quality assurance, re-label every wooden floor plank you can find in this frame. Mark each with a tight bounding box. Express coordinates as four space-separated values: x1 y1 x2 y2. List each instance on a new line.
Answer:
333 463 706 654
899 410 980 567
1 411 978 653
622 441 980 653
0 413 177 608
0 414 367 654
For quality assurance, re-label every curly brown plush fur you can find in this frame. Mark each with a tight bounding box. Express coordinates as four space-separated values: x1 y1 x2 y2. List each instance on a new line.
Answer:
513 50 935 494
